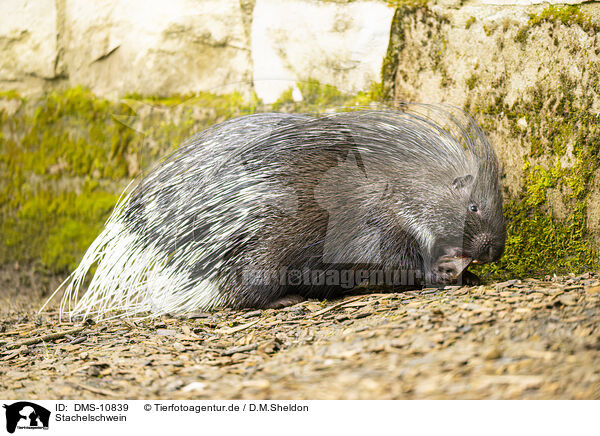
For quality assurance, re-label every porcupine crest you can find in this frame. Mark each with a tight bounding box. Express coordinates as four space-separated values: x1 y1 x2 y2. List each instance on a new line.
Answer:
42 104 504 320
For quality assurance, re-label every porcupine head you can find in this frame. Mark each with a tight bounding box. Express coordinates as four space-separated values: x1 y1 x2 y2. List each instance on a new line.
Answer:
425 164 506 285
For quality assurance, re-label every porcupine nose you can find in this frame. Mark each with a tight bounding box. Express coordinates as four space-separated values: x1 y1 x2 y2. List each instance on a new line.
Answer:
471 233 504 263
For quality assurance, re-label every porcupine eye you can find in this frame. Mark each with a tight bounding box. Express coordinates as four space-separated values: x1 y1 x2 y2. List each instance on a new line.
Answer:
469 204 479 213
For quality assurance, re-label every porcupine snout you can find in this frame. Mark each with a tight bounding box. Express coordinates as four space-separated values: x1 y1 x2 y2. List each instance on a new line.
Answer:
470 232 504 264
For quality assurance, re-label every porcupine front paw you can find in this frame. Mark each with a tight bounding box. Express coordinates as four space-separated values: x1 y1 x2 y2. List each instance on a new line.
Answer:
430 255 472 286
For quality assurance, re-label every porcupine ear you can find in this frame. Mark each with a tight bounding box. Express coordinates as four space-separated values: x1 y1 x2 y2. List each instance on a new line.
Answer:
452 174 474 190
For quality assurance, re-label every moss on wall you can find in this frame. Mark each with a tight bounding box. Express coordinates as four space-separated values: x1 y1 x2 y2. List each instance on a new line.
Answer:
271 79 383 112
471 73 600 279
0 87 259 273
528 5 600 34
0 88 130 272
515 5 600 45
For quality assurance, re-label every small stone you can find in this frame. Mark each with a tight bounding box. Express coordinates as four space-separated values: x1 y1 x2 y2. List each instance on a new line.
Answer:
557 295 577 306
241 379 271 389
576 272 591 280
181 382 207 393
485 347 503 360
156 329 177 336
173 342 186 352
257 340 277 354
221 344 257 356
186 312 210 319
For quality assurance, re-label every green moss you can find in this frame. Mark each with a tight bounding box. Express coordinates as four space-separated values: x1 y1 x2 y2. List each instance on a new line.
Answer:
350 81 385 106
271 79 382 113
529 5 600 34
0 88 132 272
125 90 259 113
13 87 135 180
389 0 428 6
382 4 430 98
0 90 21 100
0 87 261 273
14 188 118 272
465 16 476 30
125 91 260 166
465 74 478 91
515 5 599 46
514 26 529 44
471 70 600 280
270 79 346 112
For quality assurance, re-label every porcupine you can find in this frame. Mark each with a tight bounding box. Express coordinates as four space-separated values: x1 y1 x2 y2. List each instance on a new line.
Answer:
45 104 506 320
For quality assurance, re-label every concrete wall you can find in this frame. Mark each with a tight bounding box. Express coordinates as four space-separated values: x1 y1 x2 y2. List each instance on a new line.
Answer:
0 0 393 102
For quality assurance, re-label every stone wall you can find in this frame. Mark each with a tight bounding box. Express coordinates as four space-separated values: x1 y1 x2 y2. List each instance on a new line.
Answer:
0 0 393 102
1 0 599 277
383 1 600 275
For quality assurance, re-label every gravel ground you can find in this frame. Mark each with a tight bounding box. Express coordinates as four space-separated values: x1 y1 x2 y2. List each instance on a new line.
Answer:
1 272 599 399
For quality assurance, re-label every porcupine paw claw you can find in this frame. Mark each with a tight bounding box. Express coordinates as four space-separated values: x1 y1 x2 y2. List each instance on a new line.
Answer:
264 294 305 309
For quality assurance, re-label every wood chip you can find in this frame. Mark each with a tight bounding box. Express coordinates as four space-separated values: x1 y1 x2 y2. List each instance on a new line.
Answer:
6 327 86 349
